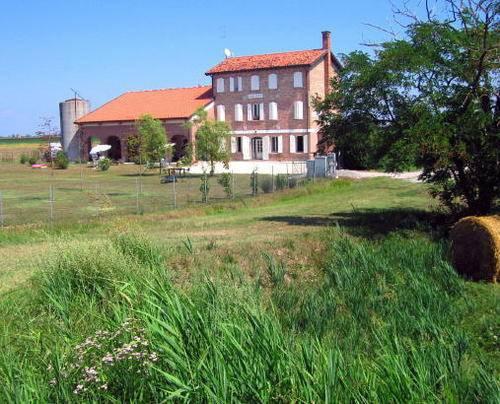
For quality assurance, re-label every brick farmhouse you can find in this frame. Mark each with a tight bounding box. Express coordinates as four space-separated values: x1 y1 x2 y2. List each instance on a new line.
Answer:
75 32 340 162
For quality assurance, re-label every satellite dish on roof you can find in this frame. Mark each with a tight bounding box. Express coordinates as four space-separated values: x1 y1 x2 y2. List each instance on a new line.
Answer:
224 48 232 58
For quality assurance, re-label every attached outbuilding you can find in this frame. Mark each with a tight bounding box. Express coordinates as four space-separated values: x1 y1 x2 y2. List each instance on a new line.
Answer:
75 86 214 162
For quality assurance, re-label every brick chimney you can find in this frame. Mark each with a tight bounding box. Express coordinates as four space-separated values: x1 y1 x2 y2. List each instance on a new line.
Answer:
322 31 332 95
322 31 331 50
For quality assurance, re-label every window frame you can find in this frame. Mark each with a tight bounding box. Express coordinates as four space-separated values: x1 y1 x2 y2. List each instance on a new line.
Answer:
216 77 225 93
293 71 303 88
296 135 305 153
271 136 279 153
268 73 278 90
250 75 260 91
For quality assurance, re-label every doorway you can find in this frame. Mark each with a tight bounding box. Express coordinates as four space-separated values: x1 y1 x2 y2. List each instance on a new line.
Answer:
106 136 122 160
252 137 263 160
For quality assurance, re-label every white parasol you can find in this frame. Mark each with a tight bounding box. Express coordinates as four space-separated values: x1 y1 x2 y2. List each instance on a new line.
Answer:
90 144 112 154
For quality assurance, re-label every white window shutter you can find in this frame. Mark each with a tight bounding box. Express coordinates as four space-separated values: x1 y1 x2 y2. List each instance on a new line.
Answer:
303 135 308 153
217 105 225 121
268 73 277 89
290 135 296 153
294 101 303 119
242 137 251 160
216 78 224 93
247 104 252 121
235 104 243 121
269 102 278 120
259 103 265 120
231 137 237 153
238 77 243 91
251 75 259 91
229 77 235 92
278 136 283 153
293 72 303 88
262 137 270 160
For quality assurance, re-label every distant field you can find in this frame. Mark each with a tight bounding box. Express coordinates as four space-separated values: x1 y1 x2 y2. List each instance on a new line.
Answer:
0 138 46 161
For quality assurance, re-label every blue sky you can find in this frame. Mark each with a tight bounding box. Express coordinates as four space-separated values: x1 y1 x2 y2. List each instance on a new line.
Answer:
1 0 408 135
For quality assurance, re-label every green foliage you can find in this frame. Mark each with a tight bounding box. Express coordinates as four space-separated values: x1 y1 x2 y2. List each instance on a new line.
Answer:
316 1 500 215
19 154 28 164
97 157 111 171
134 114 168 167
126 132 142 164
260 176 273 193
28 156 37 165
217 172 233 199
193 107 231 176
179 143 193 166
0 231 498 402
199 172 210 203
250 169 258 196
54 151 69 169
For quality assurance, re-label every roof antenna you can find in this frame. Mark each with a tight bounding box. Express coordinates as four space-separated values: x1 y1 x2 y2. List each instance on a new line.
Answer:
224 48 232 58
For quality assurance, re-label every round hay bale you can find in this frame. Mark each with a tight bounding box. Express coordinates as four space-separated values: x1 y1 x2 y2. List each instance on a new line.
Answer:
450 216 500 283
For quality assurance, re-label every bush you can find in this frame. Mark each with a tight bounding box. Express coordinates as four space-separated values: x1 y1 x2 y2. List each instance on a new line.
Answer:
275 174 288 191
217 172 233 198
260 176 273 193
28 156 37 165
98 157 111 171
54 151 69 169
19 154 28 164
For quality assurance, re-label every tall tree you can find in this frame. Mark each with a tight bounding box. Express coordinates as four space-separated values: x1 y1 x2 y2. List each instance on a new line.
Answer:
316 0 499 215
190 107 231 176
134 114 168 169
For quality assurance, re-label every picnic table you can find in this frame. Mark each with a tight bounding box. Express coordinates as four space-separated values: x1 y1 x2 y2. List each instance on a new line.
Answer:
160 166 189 183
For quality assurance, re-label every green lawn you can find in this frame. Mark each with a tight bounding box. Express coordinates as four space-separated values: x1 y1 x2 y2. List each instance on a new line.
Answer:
0 175 498 401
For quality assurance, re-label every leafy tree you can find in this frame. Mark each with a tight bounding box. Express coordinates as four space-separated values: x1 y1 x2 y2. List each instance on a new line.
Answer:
190 108 231 176
134 114 168 169
316 0 499 215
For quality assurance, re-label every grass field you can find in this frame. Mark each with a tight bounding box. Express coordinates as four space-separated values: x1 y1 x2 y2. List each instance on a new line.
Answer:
0 172 498 401
0 162 260 225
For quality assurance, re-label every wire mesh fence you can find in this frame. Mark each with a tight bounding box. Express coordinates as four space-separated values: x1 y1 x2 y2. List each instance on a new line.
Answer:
0 162 312 227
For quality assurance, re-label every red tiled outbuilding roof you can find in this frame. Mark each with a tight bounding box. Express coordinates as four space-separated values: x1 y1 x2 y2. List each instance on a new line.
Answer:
206 49 337 74
76 86 213 124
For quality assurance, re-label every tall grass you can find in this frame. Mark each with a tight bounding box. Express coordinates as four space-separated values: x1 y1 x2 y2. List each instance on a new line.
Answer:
0 231 498 402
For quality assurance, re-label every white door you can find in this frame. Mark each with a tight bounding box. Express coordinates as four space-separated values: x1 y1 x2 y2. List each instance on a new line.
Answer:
252 137 263 160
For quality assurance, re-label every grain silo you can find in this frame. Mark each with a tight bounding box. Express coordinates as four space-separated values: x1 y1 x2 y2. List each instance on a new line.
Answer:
59 98 90 161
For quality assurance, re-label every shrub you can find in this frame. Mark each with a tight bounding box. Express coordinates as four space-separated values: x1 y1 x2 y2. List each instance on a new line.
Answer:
200 172 210 203
98 157 111 171
19 154 28 164
28 156 37 165
275 174 288 190
217 172 233 198
260 176 273 193
54 151 69 169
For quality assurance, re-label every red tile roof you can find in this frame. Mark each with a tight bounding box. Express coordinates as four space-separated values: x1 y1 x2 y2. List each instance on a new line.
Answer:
76 86 213 124
206 49 329 74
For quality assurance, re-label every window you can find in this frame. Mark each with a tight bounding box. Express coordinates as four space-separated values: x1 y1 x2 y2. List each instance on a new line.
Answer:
271 136 279 153
216 78 224 93
237 137 242 153
217 105 225 121
269 102 278 120
250 75 260 91
293 71 303 88
252 104 260 120
296 135 305 153
234 104 243 121
236 77 243 91
268 73 278 89
293 101 304 119
229 77 235 92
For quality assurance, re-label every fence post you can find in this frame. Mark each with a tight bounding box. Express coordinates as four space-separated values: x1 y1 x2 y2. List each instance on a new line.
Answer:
286 165 290 188
0 192 4 227
135 178 140 214
49 185 54 224
172 176 177 209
